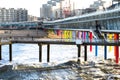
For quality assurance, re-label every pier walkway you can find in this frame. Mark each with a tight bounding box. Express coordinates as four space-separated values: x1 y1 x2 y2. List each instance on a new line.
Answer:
0 37 119 63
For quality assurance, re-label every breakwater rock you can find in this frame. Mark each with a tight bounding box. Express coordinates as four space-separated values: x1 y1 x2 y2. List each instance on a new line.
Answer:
0 59 120 80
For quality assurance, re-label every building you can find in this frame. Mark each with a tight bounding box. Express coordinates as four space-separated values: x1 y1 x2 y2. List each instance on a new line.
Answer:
40 0 110 19
8 8 17 22
90 0 106 11
107 2 120 10
72 9 82 16
113 0 120 2
0 8 28 22
40 0 65 20
28 15 38 21
52 8 61 19
0 8 8 22
40 4 53 20
16 8 28 22
82 8 96 14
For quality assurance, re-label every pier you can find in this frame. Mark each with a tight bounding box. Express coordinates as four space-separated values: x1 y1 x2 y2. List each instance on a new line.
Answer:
0 30 120 64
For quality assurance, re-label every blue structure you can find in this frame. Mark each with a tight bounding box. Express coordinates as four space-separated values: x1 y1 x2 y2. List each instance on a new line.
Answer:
0 21 43 30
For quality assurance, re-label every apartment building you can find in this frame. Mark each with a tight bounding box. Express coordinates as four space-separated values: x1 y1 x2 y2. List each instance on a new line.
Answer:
0 8 28 22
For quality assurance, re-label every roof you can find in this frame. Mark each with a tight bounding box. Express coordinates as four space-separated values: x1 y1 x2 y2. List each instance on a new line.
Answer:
43 7 120 24
107 2 120 10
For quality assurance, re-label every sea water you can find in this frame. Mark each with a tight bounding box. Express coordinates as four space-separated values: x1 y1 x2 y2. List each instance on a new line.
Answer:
0 44 80 79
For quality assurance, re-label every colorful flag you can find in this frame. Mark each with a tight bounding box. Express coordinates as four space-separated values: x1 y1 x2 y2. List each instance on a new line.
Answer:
108 34 112 52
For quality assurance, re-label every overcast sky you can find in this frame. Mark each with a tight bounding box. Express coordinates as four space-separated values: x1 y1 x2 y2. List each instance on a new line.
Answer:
0 0 112 17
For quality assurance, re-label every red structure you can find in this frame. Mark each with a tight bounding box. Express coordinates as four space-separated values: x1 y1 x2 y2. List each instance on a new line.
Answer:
90 32 93 52
114 33 119 64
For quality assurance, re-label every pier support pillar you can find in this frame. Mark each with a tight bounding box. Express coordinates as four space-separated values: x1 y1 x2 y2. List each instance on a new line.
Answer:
0 45 1 60
104 34 107 60
90 32 93 52
114 34 119 64
77 45 81 58
9 44 12 61
77 45 81 62
38 43 42 62
115 45 119 64
47 44 50 62
84 45 87 61
95 45 98 56
104 46 107 60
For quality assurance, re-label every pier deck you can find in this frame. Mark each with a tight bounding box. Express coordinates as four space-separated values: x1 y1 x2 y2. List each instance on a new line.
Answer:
10 38 120 46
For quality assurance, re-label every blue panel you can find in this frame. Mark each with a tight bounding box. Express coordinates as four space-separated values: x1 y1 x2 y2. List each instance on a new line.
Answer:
104 46 107 60
95 45 98 56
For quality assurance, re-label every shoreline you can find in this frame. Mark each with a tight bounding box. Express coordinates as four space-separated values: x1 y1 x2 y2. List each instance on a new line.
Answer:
0 58 120 80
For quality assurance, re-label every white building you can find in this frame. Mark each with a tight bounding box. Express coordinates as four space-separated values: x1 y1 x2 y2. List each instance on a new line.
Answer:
28 15 38 21
0 8 28 22
40 4 53 20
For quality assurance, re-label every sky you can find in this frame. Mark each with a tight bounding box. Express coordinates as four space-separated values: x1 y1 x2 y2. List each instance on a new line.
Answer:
0 0 112 17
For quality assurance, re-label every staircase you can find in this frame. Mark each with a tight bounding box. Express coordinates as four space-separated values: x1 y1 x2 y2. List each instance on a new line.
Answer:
91 29 106 40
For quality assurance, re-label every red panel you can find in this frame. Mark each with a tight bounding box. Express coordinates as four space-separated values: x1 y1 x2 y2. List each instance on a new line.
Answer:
114 34 119 64
90 32 92 52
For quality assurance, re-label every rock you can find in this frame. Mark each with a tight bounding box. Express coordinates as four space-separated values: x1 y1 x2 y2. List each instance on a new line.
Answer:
0 65 12 74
